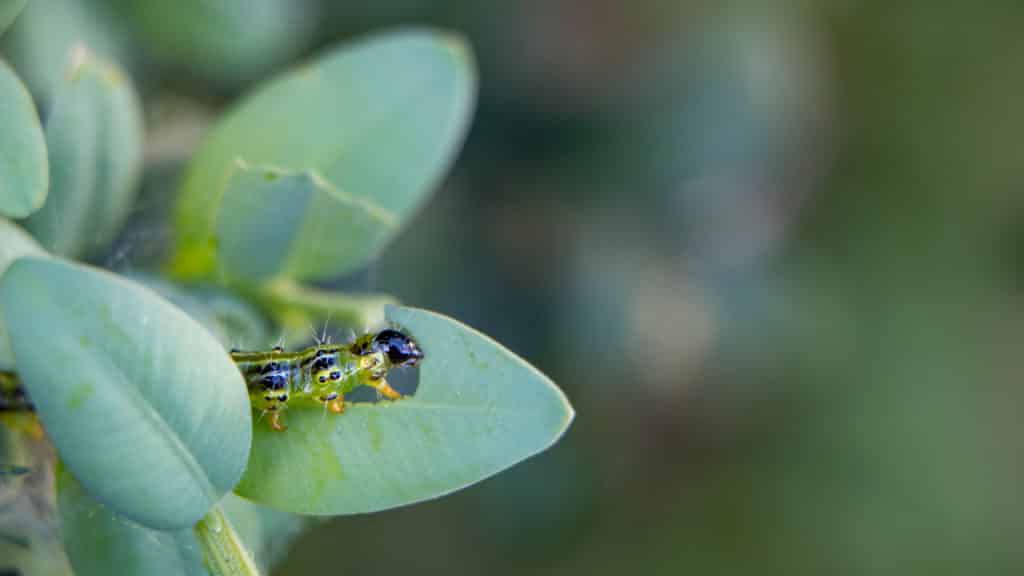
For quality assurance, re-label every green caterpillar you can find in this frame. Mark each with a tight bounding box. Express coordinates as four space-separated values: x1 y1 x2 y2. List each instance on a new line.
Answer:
0 328 423 432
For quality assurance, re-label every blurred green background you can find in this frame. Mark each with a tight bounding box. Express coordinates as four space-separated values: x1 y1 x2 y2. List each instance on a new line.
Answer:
6 0 1024 574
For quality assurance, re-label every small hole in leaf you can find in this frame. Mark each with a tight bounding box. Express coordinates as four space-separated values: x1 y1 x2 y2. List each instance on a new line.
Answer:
347 366 420 404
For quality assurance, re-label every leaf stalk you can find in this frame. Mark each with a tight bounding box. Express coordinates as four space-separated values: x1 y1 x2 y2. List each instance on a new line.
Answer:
194 504 261 576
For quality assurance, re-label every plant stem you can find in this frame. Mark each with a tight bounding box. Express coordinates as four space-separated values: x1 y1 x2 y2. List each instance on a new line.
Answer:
246 278 397 332
194 504 261 576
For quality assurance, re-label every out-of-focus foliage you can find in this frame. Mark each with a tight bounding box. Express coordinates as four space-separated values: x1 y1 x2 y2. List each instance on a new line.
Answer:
0 61 47 218
0 0 25 35
0 219 44 368
110 0 314 86
1 0 127 100
23 48 142 257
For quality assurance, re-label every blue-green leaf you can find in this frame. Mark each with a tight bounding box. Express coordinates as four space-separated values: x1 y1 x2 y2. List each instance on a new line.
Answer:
0 0 25 36
0 60 47 218
234 306 574 515
111 0 313 86
0 258 251 530
1 0 127 100
58 467 203 576
170 28 476 282
215 162 397 282
0 218 46 369
59 467 307 576
23 47 143 258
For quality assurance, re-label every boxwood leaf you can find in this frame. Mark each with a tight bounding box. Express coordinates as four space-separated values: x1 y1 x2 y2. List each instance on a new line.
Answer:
58 466 204 576
0 60 47 218
58 466 306 576
0 0 25 36
0 258 251 530
110 0 312 87
0 218 46 369
23 47 143 258
234 305 574 515
215 162 398 282
170 28 476 282
1 0 127 100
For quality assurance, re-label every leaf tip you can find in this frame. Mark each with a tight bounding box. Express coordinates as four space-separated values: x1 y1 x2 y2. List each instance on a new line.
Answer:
437 30 473 64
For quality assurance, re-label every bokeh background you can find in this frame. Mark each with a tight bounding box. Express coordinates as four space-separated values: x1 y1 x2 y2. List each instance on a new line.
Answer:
6 1 1024 574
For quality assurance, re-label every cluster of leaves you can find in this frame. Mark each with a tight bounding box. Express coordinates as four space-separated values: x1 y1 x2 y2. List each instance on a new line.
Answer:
0 6 572 575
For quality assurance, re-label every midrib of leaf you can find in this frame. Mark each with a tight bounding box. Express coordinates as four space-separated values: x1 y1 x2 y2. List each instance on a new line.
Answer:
105 357 220 508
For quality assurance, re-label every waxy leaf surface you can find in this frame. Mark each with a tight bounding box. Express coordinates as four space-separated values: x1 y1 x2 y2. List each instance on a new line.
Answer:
0 258 251 529
24 49 143 258
0 61 47 218
0 218 45 368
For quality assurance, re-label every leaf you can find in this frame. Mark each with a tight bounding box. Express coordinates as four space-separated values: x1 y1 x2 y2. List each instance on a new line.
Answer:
58 467 204 576
0 218 46 369
111 0 313 86
234 305 574 515
59 467 308 576
0 258 251 530
170 28 476 282
0 60 47 218
215 162 398 282
0 0 25 36
23 47 143 258
1 0 127 100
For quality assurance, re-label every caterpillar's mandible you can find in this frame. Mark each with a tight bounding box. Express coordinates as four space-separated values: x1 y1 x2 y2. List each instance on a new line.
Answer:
0 328 424 433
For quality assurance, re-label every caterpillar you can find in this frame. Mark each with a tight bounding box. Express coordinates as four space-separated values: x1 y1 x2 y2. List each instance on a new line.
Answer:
0 328 423 432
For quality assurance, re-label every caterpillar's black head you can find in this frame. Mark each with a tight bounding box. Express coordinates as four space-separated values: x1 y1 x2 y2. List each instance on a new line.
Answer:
372 329 423 367
351 329 424 367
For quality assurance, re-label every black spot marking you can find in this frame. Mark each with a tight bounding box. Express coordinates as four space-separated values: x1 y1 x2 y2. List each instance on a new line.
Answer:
262 373 287 390
349 339 372 356
278 395 287 402
318 375 327 383
264 395 272 401
330 371 341 380
310 355 336 372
